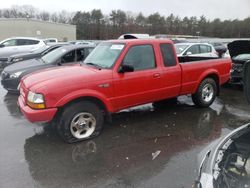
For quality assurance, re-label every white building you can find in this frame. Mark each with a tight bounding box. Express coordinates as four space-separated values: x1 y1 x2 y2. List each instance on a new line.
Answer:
0 18 76 41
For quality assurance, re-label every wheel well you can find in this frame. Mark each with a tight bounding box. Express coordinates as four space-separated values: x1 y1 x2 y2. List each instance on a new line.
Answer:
55 97 109 122
63 97 107 112
205 74 220 96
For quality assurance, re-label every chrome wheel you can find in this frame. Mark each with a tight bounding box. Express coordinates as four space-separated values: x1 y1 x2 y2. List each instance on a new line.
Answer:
202 83 214 103
70 112 96 139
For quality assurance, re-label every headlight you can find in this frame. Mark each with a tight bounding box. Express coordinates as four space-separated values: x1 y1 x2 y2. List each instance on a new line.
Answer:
13 58 23 62
9 71 22 78
27 91 45 109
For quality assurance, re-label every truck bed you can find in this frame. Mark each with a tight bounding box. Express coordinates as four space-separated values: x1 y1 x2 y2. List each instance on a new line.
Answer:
178 56 219 63
179 58 232 95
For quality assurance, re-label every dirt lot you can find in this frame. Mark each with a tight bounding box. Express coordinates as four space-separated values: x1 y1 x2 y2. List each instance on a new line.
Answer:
0 84 250 188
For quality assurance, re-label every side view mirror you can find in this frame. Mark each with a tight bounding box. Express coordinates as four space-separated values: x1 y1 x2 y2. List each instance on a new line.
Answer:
0 44 5 48
118 64 134 73
186 51 192 56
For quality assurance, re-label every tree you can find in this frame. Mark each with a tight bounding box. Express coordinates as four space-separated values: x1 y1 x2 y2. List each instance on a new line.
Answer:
39 11 50 21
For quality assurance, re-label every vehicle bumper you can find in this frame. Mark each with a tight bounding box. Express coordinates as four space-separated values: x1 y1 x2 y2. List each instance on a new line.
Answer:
1 78 19 92
18 96 57 123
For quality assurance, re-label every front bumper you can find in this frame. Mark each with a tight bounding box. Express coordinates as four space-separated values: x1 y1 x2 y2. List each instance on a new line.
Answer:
1 78 19 92
18 95 57 123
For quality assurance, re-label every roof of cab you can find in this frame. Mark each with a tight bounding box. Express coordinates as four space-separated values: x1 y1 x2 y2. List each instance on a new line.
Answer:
106 39 174 45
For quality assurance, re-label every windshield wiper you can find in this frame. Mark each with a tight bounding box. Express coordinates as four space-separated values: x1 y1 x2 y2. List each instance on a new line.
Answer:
85 62 103 70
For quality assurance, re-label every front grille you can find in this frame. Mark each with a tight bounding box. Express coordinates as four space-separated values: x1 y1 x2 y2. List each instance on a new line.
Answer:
232 64 243 73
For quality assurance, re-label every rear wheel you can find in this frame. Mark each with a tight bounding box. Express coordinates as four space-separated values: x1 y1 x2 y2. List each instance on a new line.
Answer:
57 101 104 143
192 78 217 107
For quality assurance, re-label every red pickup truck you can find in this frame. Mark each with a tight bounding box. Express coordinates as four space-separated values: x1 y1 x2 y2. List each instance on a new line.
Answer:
18 39 231 143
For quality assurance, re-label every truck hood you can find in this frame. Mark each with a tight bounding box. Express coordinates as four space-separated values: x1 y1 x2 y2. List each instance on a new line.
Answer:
228 40 250 58
22 65 103 91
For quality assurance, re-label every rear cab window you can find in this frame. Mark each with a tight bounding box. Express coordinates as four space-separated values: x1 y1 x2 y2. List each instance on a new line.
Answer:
160 43 177 67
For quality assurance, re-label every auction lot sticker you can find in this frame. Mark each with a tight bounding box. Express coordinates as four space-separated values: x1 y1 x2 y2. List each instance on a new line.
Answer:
110 44 124 50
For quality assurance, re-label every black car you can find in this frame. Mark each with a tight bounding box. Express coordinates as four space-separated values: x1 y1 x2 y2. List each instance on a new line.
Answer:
1 45 94 93
3 43 69 68
228 40 250 84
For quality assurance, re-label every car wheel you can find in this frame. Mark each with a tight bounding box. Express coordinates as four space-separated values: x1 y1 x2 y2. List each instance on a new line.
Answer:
192 78 217 108
57 101 104 143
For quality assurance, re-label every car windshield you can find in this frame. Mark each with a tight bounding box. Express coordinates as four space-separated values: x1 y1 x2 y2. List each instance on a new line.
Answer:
234 54 250 60
175 44 190 54
84 42 125 69
41 47 67 64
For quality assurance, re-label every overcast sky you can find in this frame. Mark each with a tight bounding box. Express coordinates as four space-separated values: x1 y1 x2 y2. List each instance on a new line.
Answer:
1 0 250 20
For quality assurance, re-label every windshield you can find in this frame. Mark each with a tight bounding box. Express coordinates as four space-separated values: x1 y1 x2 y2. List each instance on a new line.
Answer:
41 47 67 64
175 44 190 54
84 42 125 68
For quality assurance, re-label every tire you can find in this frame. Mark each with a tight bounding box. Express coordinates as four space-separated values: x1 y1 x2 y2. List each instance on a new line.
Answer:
192 78 217 108
57 101 104 143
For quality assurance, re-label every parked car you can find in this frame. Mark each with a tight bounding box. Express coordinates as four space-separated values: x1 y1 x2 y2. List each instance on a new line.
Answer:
0 37 46 56
228 40 250 84
17 39 231 143
210 42 227 58
1 45 94 93
118 33 150 39
0 37 46 70
43 38 58 44
3 43 69 67
244 61 250 103
69 40 95 45
175 43 218 57
195 123 250 188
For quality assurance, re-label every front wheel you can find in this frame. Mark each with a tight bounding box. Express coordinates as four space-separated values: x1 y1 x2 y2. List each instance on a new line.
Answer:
57 101 104 143
192 78 217 108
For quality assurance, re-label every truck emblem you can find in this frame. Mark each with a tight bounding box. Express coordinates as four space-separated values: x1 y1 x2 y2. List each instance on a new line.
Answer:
98 83 109 88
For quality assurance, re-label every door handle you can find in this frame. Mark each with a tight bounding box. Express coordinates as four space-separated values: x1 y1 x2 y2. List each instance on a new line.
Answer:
153 73 161 78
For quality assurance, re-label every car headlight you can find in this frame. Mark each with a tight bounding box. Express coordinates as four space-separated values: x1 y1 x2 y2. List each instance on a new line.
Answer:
27 91 45 109
13 58 23 62
9 71 22 78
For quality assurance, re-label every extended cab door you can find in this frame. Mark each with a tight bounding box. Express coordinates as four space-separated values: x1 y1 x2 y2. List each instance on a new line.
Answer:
159 43 182 98
112 44 164 110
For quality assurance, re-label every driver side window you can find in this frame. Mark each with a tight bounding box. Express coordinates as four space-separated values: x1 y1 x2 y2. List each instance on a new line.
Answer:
122 45 155 71
61 50 75 63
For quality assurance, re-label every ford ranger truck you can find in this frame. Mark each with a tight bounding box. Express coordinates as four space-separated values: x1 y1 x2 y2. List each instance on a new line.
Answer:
18 39 232 143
